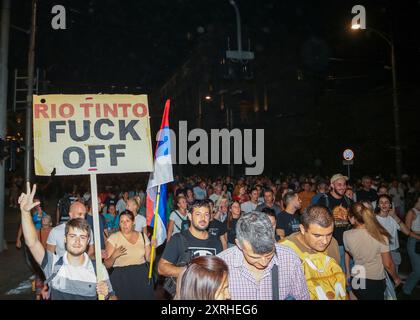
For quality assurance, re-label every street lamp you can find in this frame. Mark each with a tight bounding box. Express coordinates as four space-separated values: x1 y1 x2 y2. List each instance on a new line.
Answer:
351 23 402 178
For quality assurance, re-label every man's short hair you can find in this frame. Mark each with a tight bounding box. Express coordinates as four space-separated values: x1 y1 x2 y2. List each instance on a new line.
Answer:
261 207 276 221
236 211 275 254
190 200 211 214
249 187 258 194
283 191 297 207
362 175 371 181
300 205 333 230
65 218 90 236
263 188 274 195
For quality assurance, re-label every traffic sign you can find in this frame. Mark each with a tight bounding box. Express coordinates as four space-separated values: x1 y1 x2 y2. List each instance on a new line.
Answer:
343 149 354 161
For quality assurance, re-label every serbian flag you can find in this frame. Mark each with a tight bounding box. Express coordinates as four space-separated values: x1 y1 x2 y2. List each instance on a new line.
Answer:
146 99 174 247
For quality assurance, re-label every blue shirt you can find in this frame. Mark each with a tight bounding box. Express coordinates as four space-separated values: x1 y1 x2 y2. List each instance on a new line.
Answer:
103 213 120 232
310 192 325 205
32 211 47 230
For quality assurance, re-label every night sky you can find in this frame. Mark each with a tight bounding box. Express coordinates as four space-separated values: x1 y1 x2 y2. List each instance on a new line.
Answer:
7 0 420 176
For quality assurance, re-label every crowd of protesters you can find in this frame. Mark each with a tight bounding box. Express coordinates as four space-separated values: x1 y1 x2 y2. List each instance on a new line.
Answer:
12 172 420 300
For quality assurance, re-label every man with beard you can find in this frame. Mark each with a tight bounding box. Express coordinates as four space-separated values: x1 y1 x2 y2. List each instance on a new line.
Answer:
276 191 302 239
158 200 223 281
317 174 353 271
19 183 114 300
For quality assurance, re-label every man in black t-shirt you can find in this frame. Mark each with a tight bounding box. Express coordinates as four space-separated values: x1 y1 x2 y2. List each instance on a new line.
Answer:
316 173 353 271
158 200 223 280
355 176 378 204
276 191 302 239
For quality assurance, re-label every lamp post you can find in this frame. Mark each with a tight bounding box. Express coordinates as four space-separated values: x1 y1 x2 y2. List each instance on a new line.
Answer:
351 24 402 178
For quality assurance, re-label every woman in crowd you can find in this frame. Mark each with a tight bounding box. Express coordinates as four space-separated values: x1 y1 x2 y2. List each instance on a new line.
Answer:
103 204 120 235
126 197 147 235
176 256 230 300
344 203 401 300
222 184 232 201
401 196 420 298
167 195 189 241
185 188 196 210
104 210 154 299
226 201 242 247
376 194 420 273
232 185 249 204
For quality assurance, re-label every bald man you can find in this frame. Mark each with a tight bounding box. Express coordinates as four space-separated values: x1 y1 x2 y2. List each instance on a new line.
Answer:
47 201 95 257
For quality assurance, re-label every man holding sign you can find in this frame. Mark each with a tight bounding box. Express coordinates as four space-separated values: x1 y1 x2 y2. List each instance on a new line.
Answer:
31 94 154 299
19 182 115 300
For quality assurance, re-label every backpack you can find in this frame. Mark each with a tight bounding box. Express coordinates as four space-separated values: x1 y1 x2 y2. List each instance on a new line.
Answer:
281 239 347 300
44 256 98 299
162 231 190 297
173 211 190 232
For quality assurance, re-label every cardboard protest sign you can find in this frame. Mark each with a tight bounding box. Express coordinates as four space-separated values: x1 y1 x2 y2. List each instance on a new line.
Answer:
33 94 153 176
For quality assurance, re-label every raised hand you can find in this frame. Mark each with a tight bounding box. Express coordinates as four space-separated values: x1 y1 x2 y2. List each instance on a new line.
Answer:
18 182 40 213
112 245 127 259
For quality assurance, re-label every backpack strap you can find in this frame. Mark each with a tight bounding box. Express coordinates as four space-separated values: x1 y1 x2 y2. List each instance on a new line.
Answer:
140 232 148 261
44 255 64 285
173 211 187 232
177 232 190 265
323 193 330 209
271 264 279 300
343 195 351 207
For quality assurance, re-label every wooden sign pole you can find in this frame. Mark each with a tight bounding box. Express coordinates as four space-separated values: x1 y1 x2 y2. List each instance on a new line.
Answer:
89 172 105 300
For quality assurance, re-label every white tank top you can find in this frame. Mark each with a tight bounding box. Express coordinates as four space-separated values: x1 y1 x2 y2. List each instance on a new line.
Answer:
411 208 420 232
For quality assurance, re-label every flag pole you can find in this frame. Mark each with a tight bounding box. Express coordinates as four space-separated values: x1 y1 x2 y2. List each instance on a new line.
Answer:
148 184 161 282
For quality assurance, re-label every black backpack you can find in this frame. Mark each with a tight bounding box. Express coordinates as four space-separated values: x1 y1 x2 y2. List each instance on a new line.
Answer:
162 231 190 297
173 211 190 232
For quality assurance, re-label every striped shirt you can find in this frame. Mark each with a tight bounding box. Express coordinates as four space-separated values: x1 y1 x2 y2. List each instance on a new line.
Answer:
217 244 309 300
41 251 114 300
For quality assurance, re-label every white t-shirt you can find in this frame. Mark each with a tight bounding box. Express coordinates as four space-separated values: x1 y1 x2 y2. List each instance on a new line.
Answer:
389 187 404 207
169 210 189 235
134 214 147 232
412 208 420 232
209 194 221 204
47 223 94 257
376 215 400 251
116 199 127 214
